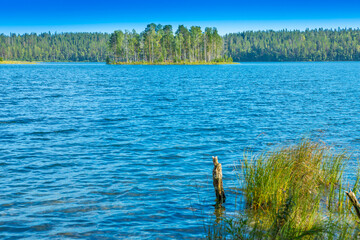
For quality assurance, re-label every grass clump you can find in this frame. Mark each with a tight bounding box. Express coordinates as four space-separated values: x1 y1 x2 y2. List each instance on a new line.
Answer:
207 139 360 239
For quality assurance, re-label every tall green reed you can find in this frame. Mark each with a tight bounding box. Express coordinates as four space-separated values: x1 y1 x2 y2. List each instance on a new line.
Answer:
207 139 360 239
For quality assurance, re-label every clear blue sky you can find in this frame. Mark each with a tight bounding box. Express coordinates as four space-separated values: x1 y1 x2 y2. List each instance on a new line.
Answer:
1 0 360 35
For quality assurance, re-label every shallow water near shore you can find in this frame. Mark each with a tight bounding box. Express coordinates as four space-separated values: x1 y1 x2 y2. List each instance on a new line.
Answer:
1 62 360 239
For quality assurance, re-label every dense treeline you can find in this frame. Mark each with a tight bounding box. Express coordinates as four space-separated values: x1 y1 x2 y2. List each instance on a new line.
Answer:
0 32 109 62
108 23 229 63
1 27 360 62
224 28 360 61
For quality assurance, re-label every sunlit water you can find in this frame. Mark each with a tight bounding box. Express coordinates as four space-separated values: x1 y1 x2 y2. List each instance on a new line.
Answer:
1 62 360 239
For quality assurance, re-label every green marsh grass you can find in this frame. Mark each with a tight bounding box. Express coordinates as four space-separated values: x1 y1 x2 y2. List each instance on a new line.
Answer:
207 139 360 239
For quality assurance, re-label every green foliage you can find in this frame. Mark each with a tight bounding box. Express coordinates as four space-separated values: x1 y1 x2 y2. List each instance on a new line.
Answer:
212 58 226 63
0 57 3 61
108 23 225 63
105 56 110 64
224 28 360 62
0 32 109 62
207 139 360 239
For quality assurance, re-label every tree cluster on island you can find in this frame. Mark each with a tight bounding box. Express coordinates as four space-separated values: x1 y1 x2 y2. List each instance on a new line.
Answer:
107 23 232 64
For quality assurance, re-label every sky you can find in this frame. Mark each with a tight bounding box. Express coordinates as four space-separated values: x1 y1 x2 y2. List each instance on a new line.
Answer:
1 0 360 35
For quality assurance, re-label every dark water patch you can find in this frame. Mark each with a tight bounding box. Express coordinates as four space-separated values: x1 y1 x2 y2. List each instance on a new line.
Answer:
40 205 103 214
0 118 41 125
90 191 124 196
46 94 63 98
102 117 129 122
28 128 78 135
124 187 151 198
29 137 51 141
29 223 53 232
0 226 30 233
157 154 186 160
37 162 77 169
55 230 119 239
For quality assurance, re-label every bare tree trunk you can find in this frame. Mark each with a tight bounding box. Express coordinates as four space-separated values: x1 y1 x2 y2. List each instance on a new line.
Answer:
212 156 226 206
346 190 360 219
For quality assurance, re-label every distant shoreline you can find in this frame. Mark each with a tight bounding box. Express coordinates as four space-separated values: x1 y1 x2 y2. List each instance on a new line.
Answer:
108 61 238 65
0 61 38 65
2 60 360 65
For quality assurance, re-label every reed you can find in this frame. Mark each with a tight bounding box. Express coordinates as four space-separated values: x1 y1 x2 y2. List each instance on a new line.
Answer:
207 139 360 239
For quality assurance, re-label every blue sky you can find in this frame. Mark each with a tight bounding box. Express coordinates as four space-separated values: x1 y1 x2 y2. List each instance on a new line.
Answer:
1 0 360 35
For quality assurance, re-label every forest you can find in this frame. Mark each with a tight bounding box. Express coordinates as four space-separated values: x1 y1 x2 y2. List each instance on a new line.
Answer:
107 23 228 63
0 32 109 62
224 28 360 61
0 26 359 62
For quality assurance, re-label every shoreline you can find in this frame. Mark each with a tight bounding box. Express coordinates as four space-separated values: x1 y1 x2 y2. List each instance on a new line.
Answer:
2 61 359 65
0 61 38 65
108 61 238 65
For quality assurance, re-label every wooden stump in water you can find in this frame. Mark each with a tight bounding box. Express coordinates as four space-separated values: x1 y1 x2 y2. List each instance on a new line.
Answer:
346 190 360 220
212 156 226 205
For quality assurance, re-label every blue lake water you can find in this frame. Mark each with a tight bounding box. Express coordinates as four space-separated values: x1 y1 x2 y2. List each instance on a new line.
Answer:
1 62 360 239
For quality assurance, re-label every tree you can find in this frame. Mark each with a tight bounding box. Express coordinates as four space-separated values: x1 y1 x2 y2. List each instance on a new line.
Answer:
176 25 190 61
190 26 202 61
162 25 174 61
143 23 156 62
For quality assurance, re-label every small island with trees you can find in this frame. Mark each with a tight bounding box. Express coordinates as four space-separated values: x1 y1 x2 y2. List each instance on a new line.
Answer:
106 23 234 65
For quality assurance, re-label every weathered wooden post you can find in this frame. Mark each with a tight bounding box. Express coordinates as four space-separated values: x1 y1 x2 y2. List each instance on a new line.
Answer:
212 156 226 206
346 190 360 219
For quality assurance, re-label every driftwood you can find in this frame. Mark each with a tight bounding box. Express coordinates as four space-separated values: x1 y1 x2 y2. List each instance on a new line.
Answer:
212 156 226 205
346 190 360 220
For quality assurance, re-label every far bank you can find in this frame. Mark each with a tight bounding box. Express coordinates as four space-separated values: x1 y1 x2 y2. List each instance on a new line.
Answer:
107 61 238 65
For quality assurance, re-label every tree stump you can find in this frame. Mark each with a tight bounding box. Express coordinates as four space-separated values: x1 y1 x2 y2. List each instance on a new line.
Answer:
346 190 360 220
212 156 226 205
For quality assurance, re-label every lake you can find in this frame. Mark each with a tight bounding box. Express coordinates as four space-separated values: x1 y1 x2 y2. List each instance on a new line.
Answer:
1 62 360 239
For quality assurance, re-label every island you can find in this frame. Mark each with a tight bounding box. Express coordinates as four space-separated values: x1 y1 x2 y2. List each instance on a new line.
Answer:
106 24 234 65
